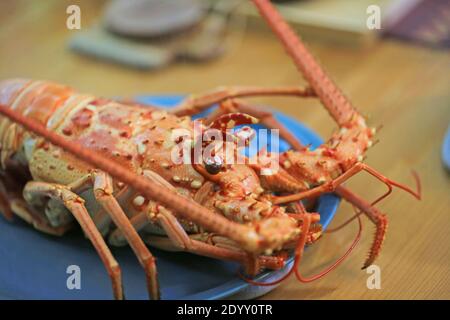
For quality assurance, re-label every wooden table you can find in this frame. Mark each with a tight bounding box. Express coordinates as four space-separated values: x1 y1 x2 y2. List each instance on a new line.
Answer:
1 0 449 300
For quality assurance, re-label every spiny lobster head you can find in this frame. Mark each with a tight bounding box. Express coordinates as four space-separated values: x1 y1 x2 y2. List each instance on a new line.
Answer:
191 113 273 220
190 113 323 253
132 110 323 254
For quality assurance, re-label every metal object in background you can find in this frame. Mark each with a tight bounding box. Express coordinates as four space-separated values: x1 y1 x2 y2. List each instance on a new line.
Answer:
104 0 205 38
69 24 173 69
384 0 450 49
69 0 230 69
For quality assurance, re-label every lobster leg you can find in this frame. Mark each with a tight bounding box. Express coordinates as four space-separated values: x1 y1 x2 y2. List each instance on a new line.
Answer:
0 167 34 221
108 210 149 246
92 186 135 237
91 171 160 300
9 197 70 236
272 162 393 204
145 235 285 273
22 181 124 300
170 86 315 117
0 169 70 234
108 169 285 273
144 206 284 274
109 209 285 272
0 180 14 220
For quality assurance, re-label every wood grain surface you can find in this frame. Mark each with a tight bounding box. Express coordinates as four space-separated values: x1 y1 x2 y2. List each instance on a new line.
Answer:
0 0 448 300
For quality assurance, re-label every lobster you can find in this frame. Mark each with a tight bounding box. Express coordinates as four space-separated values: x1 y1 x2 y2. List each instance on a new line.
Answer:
0 0 420 300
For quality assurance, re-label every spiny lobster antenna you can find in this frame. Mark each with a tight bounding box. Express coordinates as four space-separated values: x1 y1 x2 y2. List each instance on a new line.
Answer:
252 0 423 203
252 0 356 126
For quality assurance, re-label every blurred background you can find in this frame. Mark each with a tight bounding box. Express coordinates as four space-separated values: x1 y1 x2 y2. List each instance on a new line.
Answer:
0 0 449 299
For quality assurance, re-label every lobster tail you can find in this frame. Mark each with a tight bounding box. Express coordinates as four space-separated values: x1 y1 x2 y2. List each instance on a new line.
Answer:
0 79 74 168
0 79 32 106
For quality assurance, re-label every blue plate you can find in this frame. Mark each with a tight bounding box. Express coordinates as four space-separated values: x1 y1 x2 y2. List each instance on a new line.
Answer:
442 125 450 171
0 95 340 300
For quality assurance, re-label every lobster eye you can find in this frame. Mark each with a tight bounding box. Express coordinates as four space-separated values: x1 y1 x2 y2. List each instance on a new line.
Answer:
204 156 223 175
